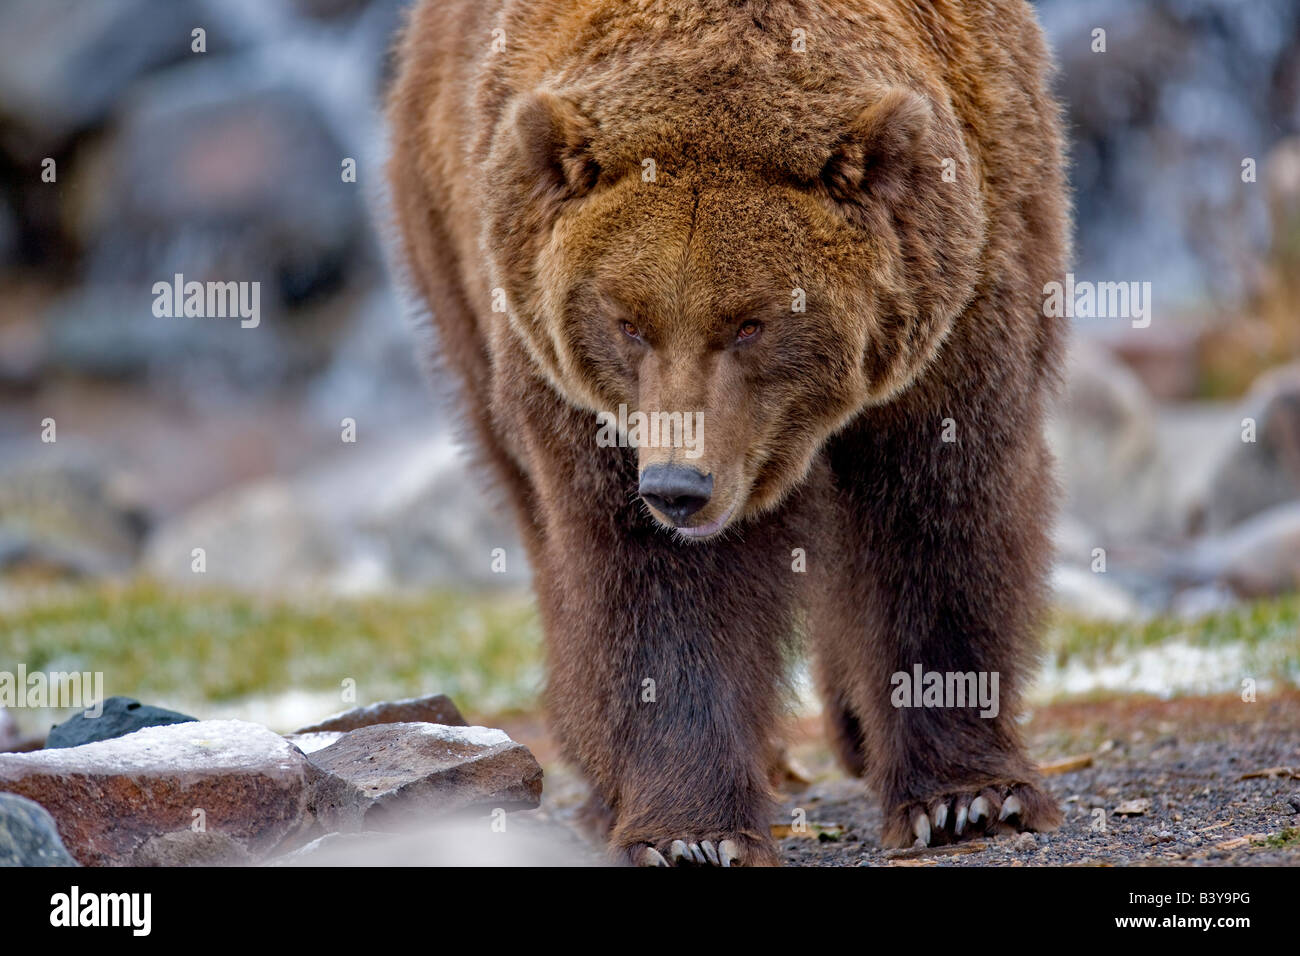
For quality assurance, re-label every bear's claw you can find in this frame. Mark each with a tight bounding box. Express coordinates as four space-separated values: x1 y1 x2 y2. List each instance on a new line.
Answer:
633 837 747 867
895 781 1061 848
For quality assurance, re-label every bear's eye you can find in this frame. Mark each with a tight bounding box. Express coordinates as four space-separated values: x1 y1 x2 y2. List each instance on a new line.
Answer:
620 320 642 340
735 320 762 343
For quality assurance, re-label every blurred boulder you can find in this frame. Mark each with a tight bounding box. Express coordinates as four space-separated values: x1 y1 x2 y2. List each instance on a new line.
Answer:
42 283 352 389
1101 326 1203 401
290 0 377 19
1050 565 1142 622
45 697 196 750
0 193 15 267
1049 341 1169 541
142 430 526 594
0 458 148 578
0 0 216 153
0 711 16 752
0 710 42 755
1202 361 1300 532
74 66 367 310
1184 500 1300 598
142 478 342 592
1039 0 1299 304
0 793 79 867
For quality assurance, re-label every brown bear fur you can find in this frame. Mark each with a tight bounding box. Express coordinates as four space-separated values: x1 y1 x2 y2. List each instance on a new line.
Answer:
387 0 1069 865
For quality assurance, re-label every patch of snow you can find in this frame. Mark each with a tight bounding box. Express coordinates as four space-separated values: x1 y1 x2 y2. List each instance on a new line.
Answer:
0 720 306 775
284 731 344 754
1030 640 1269 701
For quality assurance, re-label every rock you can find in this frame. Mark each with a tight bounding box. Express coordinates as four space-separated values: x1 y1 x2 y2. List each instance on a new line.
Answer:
1183 500 1300 599
293 694 466 734
1113 798 1152 817
45 697 196 750
284 732 345 756
1202 362 1300 533
41 286 333 387
0 710 18 752
1102 326 1203 401
1050 565 1141 621
1049 341 1169 542
1011 832 1038 852
290 0 374 19
74 69 365 309
1038 0 1297 304
143 431 526 594
1287 793 1300 814
0 709 42 754
307 723 543 832
141 479 343 593
0 793 79 866
1153 401 1241 538
0 720 320 866
0 459 148 578
0 0 214 150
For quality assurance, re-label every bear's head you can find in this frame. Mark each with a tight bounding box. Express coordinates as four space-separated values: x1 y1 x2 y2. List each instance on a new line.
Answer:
483 84 985 539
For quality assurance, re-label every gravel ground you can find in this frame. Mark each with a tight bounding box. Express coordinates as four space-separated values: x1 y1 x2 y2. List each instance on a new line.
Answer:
507 690 1300 866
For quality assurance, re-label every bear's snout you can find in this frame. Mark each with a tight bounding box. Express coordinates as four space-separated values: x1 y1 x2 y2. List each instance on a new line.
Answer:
638 463 713 525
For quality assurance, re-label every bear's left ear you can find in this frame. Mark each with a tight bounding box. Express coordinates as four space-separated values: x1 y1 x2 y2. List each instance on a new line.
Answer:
821 87 933 211
511 89 601 203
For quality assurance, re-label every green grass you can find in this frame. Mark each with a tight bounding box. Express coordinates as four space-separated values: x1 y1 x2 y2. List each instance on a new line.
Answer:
0 579 544 722
1048 593 1300 658
1046 593 1300 688
2 580 1296 731
1262 828 1300 850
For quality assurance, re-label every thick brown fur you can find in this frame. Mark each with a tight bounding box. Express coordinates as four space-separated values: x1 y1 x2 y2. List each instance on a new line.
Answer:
387 0 1070 864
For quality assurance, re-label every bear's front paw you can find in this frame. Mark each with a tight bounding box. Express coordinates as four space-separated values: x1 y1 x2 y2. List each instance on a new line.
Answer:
621 832 780 867
886 781 1062 848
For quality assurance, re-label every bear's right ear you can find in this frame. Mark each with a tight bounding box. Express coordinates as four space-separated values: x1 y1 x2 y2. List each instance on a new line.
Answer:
511 89 601 203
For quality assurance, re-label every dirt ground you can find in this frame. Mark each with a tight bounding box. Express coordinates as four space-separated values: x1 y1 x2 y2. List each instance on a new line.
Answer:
499 690 1300 866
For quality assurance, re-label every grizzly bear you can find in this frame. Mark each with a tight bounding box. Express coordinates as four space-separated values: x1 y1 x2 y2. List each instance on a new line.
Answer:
387 0 1069 865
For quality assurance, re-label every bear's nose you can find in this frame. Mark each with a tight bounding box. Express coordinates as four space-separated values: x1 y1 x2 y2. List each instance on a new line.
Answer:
638 464 713 525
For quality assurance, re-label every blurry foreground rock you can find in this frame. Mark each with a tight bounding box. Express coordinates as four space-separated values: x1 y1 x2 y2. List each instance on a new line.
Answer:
0 698 544 866
0 793 78 867
309 723 542 832
0 720 319 866
45 696 196 749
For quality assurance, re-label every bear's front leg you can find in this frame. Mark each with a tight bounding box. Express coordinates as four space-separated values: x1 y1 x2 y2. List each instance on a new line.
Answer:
527 450 807 866
823 405 1064 849
540 514 804 866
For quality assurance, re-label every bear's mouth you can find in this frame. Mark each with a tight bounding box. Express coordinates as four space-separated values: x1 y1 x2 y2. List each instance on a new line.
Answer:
671 503 736 540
